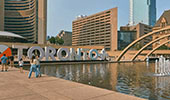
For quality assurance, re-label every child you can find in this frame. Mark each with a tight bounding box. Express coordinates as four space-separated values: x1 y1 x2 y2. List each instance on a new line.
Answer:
19 58 24 73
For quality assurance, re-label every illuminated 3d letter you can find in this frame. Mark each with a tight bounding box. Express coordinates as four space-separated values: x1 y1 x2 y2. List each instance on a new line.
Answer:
70 48 81 60
81 48 89 60
89 49 99 60
27 46 45 60
45 46 56 61
57 48 70 61
12 45 28 60
99 49 108 60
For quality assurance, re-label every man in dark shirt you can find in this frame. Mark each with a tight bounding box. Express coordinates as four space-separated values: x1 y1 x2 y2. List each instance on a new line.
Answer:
9 55 14 68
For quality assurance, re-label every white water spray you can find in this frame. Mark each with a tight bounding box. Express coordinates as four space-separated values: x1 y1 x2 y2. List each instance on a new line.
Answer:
155 56 170 76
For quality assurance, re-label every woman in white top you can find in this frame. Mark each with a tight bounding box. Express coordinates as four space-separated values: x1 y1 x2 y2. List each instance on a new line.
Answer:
28 56 38 78
19 58 24 73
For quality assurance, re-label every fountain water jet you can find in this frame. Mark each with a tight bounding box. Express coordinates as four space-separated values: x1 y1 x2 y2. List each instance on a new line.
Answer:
154 56 170 76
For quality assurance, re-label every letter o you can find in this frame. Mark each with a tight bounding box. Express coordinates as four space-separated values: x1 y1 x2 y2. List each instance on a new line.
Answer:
89 49 99 60
57 48 70 61
27 46 45 60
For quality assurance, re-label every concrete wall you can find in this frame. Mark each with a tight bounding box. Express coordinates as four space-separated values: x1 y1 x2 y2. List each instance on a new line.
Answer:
62 33 72 46
135 23 152 46
110 8 118 51
0 0 4 31
38 0 47 44
58 31 72 46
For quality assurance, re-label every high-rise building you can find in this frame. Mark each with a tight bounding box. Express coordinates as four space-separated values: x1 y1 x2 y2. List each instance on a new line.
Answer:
72 8 118 51
0 0 47 44
129 0 156 26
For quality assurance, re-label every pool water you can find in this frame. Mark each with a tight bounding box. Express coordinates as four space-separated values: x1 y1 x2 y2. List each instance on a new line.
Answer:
26 62 170 100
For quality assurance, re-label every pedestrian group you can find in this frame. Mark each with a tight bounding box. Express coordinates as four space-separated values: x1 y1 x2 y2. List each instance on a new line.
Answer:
0 53 41 79
28 55 41 78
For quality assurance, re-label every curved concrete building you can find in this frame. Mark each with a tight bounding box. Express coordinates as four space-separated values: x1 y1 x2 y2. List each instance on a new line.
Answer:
0 0 47 44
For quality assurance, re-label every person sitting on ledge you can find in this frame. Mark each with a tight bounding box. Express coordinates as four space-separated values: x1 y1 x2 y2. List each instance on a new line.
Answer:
28 56 38 78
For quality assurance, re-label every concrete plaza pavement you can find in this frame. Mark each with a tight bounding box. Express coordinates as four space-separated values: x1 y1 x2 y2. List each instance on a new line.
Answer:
0 68 146 100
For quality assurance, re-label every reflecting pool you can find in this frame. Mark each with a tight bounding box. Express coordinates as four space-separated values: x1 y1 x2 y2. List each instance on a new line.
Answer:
30 62 170 100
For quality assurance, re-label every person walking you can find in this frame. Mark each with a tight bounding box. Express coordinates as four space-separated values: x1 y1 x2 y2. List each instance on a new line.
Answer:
9 55 14 68
0 52 1 70
28 56 38 78
36 55 41 77
1 54 8 72
19 58 24 73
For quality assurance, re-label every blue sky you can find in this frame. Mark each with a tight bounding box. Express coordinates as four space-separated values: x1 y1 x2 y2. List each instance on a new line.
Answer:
47 0 170 36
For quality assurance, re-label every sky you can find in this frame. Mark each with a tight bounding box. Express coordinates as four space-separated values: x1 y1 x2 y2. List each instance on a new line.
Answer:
47 0 170 36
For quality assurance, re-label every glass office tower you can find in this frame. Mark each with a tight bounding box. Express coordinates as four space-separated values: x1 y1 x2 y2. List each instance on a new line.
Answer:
129 0 156 26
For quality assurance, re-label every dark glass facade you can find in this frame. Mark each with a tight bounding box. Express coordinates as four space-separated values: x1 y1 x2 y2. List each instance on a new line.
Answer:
118 31 136 50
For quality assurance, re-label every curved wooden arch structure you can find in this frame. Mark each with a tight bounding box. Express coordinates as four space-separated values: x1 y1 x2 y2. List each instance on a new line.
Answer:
143 40 170 61
131 34 170 61
116 26 170 61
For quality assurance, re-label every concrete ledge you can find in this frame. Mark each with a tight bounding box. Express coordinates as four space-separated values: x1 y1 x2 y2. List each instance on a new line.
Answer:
13 60 109 66
0 68 146 100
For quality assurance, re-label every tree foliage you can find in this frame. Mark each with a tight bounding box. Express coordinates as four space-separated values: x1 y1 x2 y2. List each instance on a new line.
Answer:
56 37 64 45
48 36 64 45
157 45 170 50
133 43 143 50
48 36 56 44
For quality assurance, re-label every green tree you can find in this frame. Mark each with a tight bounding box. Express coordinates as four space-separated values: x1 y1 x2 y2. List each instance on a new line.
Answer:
48 36 56 44
133 43 143 50
158 45 169 50
56 36 64 45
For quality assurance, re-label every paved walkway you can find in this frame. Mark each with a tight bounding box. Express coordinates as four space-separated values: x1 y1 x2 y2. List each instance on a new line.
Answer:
0 68 146 100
